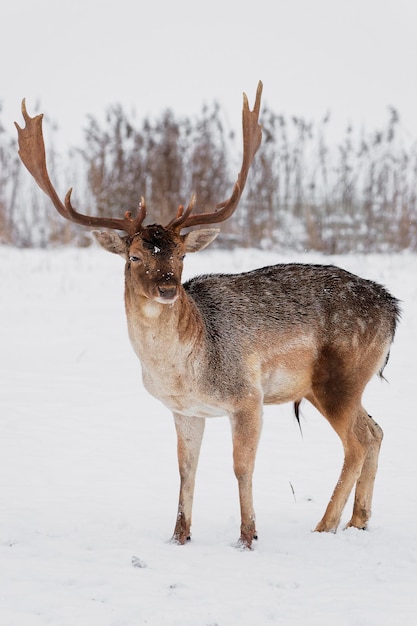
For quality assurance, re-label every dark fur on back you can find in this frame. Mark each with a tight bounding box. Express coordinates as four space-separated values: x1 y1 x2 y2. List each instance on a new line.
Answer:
184 263 400 337
184 263 400 398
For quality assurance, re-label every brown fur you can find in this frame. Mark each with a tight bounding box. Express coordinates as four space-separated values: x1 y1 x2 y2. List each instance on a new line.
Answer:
94 226 400 548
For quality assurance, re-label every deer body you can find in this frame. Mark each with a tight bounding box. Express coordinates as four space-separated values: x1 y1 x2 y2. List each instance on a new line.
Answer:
102 232 399 547
16 82 400 549
126 261 396 416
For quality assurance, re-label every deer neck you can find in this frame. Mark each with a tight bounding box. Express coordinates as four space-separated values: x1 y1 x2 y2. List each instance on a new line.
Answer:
124 282 203 365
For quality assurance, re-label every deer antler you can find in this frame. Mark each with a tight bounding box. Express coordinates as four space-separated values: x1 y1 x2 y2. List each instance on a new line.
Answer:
167 80 263 231
15 100 147 236
16 83 262 236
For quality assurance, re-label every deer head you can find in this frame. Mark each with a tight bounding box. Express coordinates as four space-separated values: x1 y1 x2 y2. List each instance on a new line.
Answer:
15 82 263 303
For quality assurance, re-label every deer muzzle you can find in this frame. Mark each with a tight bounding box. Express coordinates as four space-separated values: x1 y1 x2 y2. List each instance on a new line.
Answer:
156 284 179 304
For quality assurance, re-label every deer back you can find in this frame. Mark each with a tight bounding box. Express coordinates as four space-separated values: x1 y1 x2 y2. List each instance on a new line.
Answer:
182 263 400 404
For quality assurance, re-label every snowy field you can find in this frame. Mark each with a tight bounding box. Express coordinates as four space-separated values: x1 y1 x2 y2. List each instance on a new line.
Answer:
1 244 416 625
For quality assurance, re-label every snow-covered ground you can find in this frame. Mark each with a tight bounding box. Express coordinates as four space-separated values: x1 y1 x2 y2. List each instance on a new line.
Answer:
1 244 416 625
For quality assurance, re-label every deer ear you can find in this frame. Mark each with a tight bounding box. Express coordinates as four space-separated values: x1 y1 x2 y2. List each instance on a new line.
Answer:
183 228 219 253
92 230 127 257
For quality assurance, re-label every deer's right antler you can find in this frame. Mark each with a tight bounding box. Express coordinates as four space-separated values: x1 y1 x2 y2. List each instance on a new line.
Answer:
15 100 147 236
167 81 263 231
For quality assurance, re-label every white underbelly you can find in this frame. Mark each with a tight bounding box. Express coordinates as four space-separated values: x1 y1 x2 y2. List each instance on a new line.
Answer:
173 403 226 418
142 370 227 418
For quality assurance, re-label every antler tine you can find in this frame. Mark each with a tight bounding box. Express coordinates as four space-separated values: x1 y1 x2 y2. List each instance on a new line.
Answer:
169 81 263 231
15 101 146 236
166 193 196 230
123 197 148 234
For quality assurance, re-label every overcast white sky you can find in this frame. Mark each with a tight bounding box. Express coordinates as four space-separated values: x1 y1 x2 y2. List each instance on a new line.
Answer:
2 0 417 152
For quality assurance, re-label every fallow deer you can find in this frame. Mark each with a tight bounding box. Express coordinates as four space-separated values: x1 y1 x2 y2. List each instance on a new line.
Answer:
16 82 400 549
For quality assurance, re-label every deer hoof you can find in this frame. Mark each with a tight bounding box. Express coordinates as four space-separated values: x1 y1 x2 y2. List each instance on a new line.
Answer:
170 533 191 545
345 520 367 531
237 530 258 550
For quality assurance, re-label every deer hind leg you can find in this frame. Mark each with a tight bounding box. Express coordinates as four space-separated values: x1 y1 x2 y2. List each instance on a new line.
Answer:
307 379 382 533
171 413 205 545
230 402 263 549
347 414 383 529
314 407 381 532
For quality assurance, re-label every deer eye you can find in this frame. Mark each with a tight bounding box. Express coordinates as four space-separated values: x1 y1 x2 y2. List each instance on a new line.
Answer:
129 255 142 263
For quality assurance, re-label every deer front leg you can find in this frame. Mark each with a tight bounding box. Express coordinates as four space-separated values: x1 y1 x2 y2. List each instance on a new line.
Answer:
230 404 263 549
171 413 205 545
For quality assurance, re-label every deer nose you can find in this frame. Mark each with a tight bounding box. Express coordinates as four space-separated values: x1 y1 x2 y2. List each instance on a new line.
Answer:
157 285 178 301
